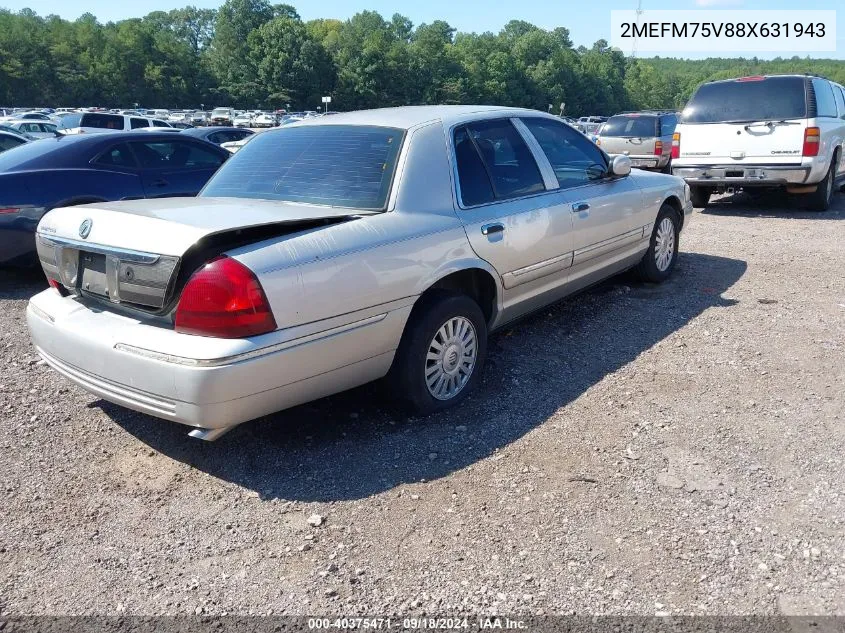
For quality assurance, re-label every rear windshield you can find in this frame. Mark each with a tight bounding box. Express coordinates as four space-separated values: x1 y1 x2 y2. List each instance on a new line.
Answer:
0 138 70 171
79 113 125 130
201 125 404 210
600 115 658 137
681 77 807 123
57 113 81 129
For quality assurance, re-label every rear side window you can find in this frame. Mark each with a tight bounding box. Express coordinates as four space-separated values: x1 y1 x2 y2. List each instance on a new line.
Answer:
80 113 125 130
812 79 837 118
130 118 149 129
659 115 678 135
522 117 608 190
681 77 807 123
456 119 545 203
0 134 26 152
201 125 404 210
601 115 658 138
454 126 495 206
836 86 845 119
130 141 224 169
151 120 170 128
95 143 137 168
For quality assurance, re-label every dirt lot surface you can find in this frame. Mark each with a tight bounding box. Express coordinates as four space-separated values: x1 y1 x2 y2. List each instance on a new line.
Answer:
1 192 843 617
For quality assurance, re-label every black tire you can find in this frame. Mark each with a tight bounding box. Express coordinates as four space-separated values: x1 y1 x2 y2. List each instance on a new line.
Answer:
804 158 837 212
388 291 487 415
636 205 680 283
689 186 711 208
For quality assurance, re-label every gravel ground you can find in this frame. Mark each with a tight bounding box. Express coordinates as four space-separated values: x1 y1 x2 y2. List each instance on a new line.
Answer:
1 191 844 617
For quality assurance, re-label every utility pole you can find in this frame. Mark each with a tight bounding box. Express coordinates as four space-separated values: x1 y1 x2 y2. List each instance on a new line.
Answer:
632 0 643 58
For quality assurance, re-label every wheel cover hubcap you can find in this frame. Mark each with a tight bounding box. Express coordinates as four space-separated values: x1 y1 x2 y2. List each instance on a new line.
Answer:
425 316 477 401
654 217 675 272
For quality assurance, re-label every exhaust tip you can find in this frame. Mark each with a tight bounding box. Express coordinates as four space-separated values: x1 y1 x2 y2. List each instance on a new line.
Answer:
188 426 235 441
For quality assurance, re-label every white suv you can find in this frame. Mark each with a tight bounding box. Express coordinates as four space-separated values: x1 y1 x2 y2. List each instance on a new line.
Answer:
60 112 173 134
672 75 845 211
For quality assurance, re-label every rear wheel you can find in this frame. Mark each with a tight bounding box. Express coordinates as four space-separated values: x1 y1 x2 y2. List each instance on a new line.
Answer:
389 292 487 415
804 158 836 212
689 186 711 208
636 205 679 283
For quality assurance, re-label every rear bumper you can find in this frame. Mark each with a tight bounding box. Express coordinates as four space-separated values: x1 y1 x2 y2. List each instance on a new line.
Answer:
628 156 668 170
672 164 811 187
27 289 408 432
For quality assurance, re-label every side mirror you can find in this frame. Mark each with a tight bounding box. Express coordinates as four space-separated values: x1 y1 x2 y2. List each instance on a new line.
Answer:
609 154 632 177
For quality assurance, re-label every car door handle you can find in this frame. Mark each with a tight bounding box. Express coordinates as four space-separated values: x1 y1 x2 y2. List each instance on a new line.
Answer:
150 179 169 187
481 223 505 236
572 202 590 213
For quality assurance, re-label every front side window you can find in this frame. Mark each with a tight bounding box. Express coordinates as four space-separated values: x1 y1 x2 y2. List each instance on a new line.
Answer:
201 125 404 210
151 119 170 128
453 119 545 206
521 117 607 189
130 118 149 129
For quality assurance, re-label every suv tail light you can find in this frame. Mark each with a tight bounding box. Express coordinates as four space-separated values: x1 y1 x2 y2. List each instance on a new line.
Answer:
802 127 820 157
175 256 276 338
670 132 680 159
654 140 663 156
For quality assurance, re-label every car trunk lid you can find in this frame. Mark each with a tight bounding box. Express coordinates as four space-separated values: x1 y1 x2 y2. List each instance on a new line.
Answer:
36 197 367 312
675 120 807 164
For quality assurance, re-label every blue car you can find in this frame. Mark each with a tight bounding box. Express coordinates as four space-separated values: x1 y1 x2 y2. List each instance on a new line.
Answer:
180 126 254 146
0 132 229 266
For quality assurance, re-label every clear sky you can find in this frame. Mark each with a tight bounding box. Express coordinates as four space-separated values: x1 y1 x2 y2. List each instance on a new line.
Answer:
1 0 842 59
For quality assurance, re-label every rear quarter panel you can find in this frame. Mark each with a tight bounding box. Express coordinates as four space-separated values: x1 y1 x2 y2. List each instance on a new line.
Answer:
44 168 145 208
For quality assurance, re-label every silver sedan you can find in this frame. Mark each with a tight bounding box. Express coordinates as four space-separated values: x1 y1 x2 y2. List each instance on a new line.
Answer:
27 106 692 440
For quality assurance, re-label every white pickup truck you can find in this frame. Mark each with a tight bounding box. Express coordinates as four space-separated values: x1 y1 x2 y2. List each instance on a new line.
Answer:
672 74 845 211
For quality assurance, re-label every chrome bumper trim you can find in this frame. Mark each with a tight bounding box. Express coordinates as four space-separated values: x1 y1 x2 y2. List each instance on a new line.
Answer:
113 312 389 367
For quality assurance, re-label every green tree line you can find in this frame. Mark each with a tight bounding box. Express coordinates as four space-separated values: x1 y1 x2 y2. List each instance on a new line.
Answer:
1 2 844 114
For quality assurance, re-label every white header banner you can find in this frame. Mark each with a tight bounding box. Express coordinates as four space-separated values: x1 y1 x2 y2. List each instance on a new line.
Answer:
610 10 837 53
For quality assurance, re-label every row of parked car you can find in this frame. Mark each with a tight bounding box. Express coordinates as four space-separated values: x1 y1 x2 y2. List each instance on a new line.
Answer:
576 74 845 211
6 73 845 441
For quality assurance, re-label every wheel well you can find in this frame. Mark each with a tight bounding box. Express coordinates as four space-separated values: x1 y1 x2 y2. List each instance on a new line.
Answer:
663 195 684 231
424 268 497 326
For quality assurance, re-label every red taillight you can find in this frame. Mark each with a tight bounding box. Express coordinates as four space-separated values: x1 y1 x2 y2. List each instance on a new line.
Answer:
654 140 663 156
737 75 765 82
670 132 680 159
0 207 20 215
174 256 276 338
47 278 68 296
802 127 820 157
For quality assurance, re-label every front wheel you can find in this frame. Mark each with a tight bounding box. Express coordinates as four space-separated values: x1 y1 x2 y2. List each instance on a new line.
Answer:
636 205 679 283
388 292 487 415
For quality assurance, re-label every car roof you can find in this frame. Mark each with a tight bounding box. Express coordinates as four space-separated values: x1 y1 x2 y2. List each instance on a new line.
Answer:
181 126 246 137
0 131 225 170
291 105 549 131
